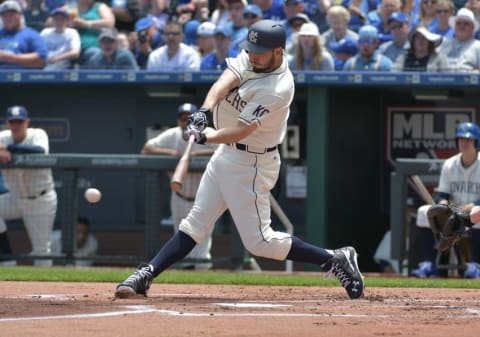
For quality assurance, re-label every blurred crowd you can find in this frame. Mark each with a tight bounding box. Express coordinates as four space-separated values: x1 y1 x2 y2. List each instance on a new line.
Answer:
1 0 480 71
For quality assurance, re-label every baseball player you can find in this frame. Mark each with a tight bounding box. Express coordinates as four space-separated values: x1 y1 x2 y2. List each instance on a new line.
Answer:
116 20 364 299
412 122 480 278
0 106 57 267
142 103 217 269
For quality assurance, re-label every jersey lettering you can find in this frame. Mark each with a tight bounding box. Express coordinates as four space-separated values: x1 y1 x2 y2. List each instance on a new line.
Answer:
225 89 247 112
450 181 480 195
252 105 270 118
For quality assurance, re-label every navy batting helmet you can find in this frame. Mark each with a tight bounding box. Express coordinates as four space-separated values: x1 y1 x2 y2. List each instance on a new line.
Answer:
455 122 480 141
239 19 286 53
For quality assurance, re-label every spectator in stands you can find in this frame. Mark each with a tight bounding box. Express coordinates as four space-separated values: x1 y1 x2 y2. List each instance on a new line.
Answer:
464 0 480 34
146 0 170 34
411 0 439 29
133 16 161 69
429 0 455 37
226 0 248 55
243 4 263 28
200 25 237 70
24 0 50 32
321 5 359 55
0 106 57 267
41 6 81 70
71 0 116 66
378 12 410 63
343 25 393 70
290 22 334 70
392 25 447 71
252 0 286 21
302 0 331 33
330 36 359 70
284 13 310 59
210 0 230 27
439 7 480 71
196 21 216 58
147 20 200 71
367 0 402 44
401 0 421 23
283 0 306 40
0 0 48 69
110 0 142 32
116 31 131 50
183 19 200 47
412 122 480 279
84 27 138 69
142 103 217 270
51 216 98 267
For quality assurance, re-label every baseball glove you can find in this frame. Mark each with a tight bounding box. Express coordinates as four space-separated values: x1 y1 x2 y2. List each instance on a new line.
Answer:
187 109 209 132
427 204 472 253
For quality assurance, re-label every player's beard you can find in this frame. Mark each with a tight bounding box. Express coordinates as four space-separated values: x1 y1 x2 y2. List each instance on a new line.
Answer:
252 52 278 73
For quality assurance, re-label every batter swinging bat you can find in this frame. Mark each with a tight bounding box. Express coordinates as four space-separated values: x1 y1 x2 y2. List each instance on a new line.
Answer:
408 174 435 205
170 134 195 192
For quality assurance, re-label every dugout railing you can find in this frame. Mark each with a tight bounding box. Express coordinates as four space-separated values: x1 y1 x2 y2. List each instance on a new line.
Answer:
390 158 444 274
0 153 294 271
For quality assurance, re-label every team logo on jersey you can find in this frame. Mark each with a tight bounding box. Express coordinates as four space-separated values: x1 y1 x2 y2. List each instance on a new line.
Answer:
248 30 259 43
252 105 269 117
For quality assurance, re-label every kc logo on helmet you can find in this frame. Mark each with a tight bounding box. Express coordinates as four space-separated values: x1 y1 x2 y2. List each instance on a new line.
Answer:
249 31 258 43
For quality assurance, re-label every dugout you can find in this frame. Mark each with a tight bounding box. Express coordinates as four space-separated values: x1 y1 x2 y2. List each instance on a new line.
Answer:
1 70 479 271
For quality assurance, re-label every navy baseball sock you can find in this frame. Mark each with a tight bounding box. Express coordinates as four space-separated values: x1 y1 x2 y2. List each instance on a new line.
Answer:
0 231 13 256
417 227 437 263
471 229 480 263
148 231 197 277
286 236 333 266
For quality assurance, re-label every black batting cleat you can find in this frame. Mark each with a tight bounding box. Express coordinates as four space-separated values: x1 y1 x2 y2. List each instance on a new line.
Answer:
327 246 364 299
115 263 154 298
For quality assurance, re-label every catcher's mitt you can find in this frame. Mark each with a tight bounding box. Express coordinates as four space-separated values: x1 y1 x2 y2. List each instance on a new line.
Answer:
427 204 472 253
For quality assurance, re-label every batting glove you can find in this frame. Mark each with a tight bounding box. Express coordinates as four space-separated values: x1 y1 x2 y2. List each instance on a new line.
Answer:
185 125 207 144
187 108 210 132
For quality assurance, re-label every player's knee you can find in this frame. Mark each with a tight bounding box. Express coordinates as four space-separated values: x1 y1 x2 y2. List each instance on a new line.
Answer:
416 204 431 228
243 239 289 261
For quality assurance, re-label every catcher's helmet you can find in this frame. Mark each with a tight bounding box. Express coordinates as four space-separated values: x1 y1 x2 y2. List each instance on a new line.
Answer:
455 122 480 141
239 19 286 53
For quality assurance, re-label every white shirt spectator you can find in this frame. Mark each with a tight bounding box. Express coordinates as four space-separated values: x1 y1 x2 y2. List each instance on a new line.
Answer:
40 27 81 70
146 43 201 71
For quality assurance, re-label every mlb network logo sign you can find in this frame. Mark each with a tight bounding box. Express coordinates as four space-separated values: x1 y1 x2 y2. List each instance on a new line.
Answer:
387 107 476 165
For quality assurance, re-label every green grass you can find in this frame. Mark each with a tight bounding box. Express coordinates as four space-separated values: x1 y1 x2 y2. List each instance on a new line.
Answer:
1 266 480 289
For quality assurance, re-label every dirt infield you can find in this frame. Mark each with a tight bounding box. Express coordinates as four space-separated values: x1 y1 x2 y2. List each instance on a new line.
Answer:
1 281 480 337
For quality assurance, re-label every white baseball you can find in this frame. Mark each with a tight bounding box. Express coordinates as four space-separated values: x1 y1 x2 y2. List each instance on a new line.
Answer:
85 188 102 203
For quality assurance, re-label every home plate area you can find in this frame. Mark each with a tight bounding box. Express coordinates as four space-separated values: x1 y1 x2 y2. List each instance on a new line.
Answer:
1 282 480 337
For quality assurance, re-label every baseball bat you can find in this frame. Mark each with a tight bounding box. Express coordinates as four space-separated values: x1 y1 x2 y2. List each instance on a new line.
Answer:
170 135 195 192
408 174 435 205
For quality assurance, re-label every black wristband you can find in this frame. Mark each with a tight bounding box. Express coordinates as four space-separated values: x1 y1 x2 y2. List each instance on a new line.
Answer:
198 132 207 145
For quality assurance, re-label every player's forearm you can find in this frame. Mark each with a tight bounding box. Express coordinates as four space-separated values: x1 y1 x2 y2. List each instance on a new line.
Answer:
202 68 240 109
142 145 177 156
205 122 257 144
6 144 45 154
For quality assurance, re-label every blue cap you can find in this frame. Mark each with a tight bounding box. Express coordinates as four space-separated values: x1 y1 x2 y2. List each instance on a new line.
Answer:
358 25 379 40
6 106 28 121
135 17 155 32
243 4 262 17
50 6 69 17
178 103 198 115
214 25 233 37
183 20 200 45
388 12 409 24
330 37 359 55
